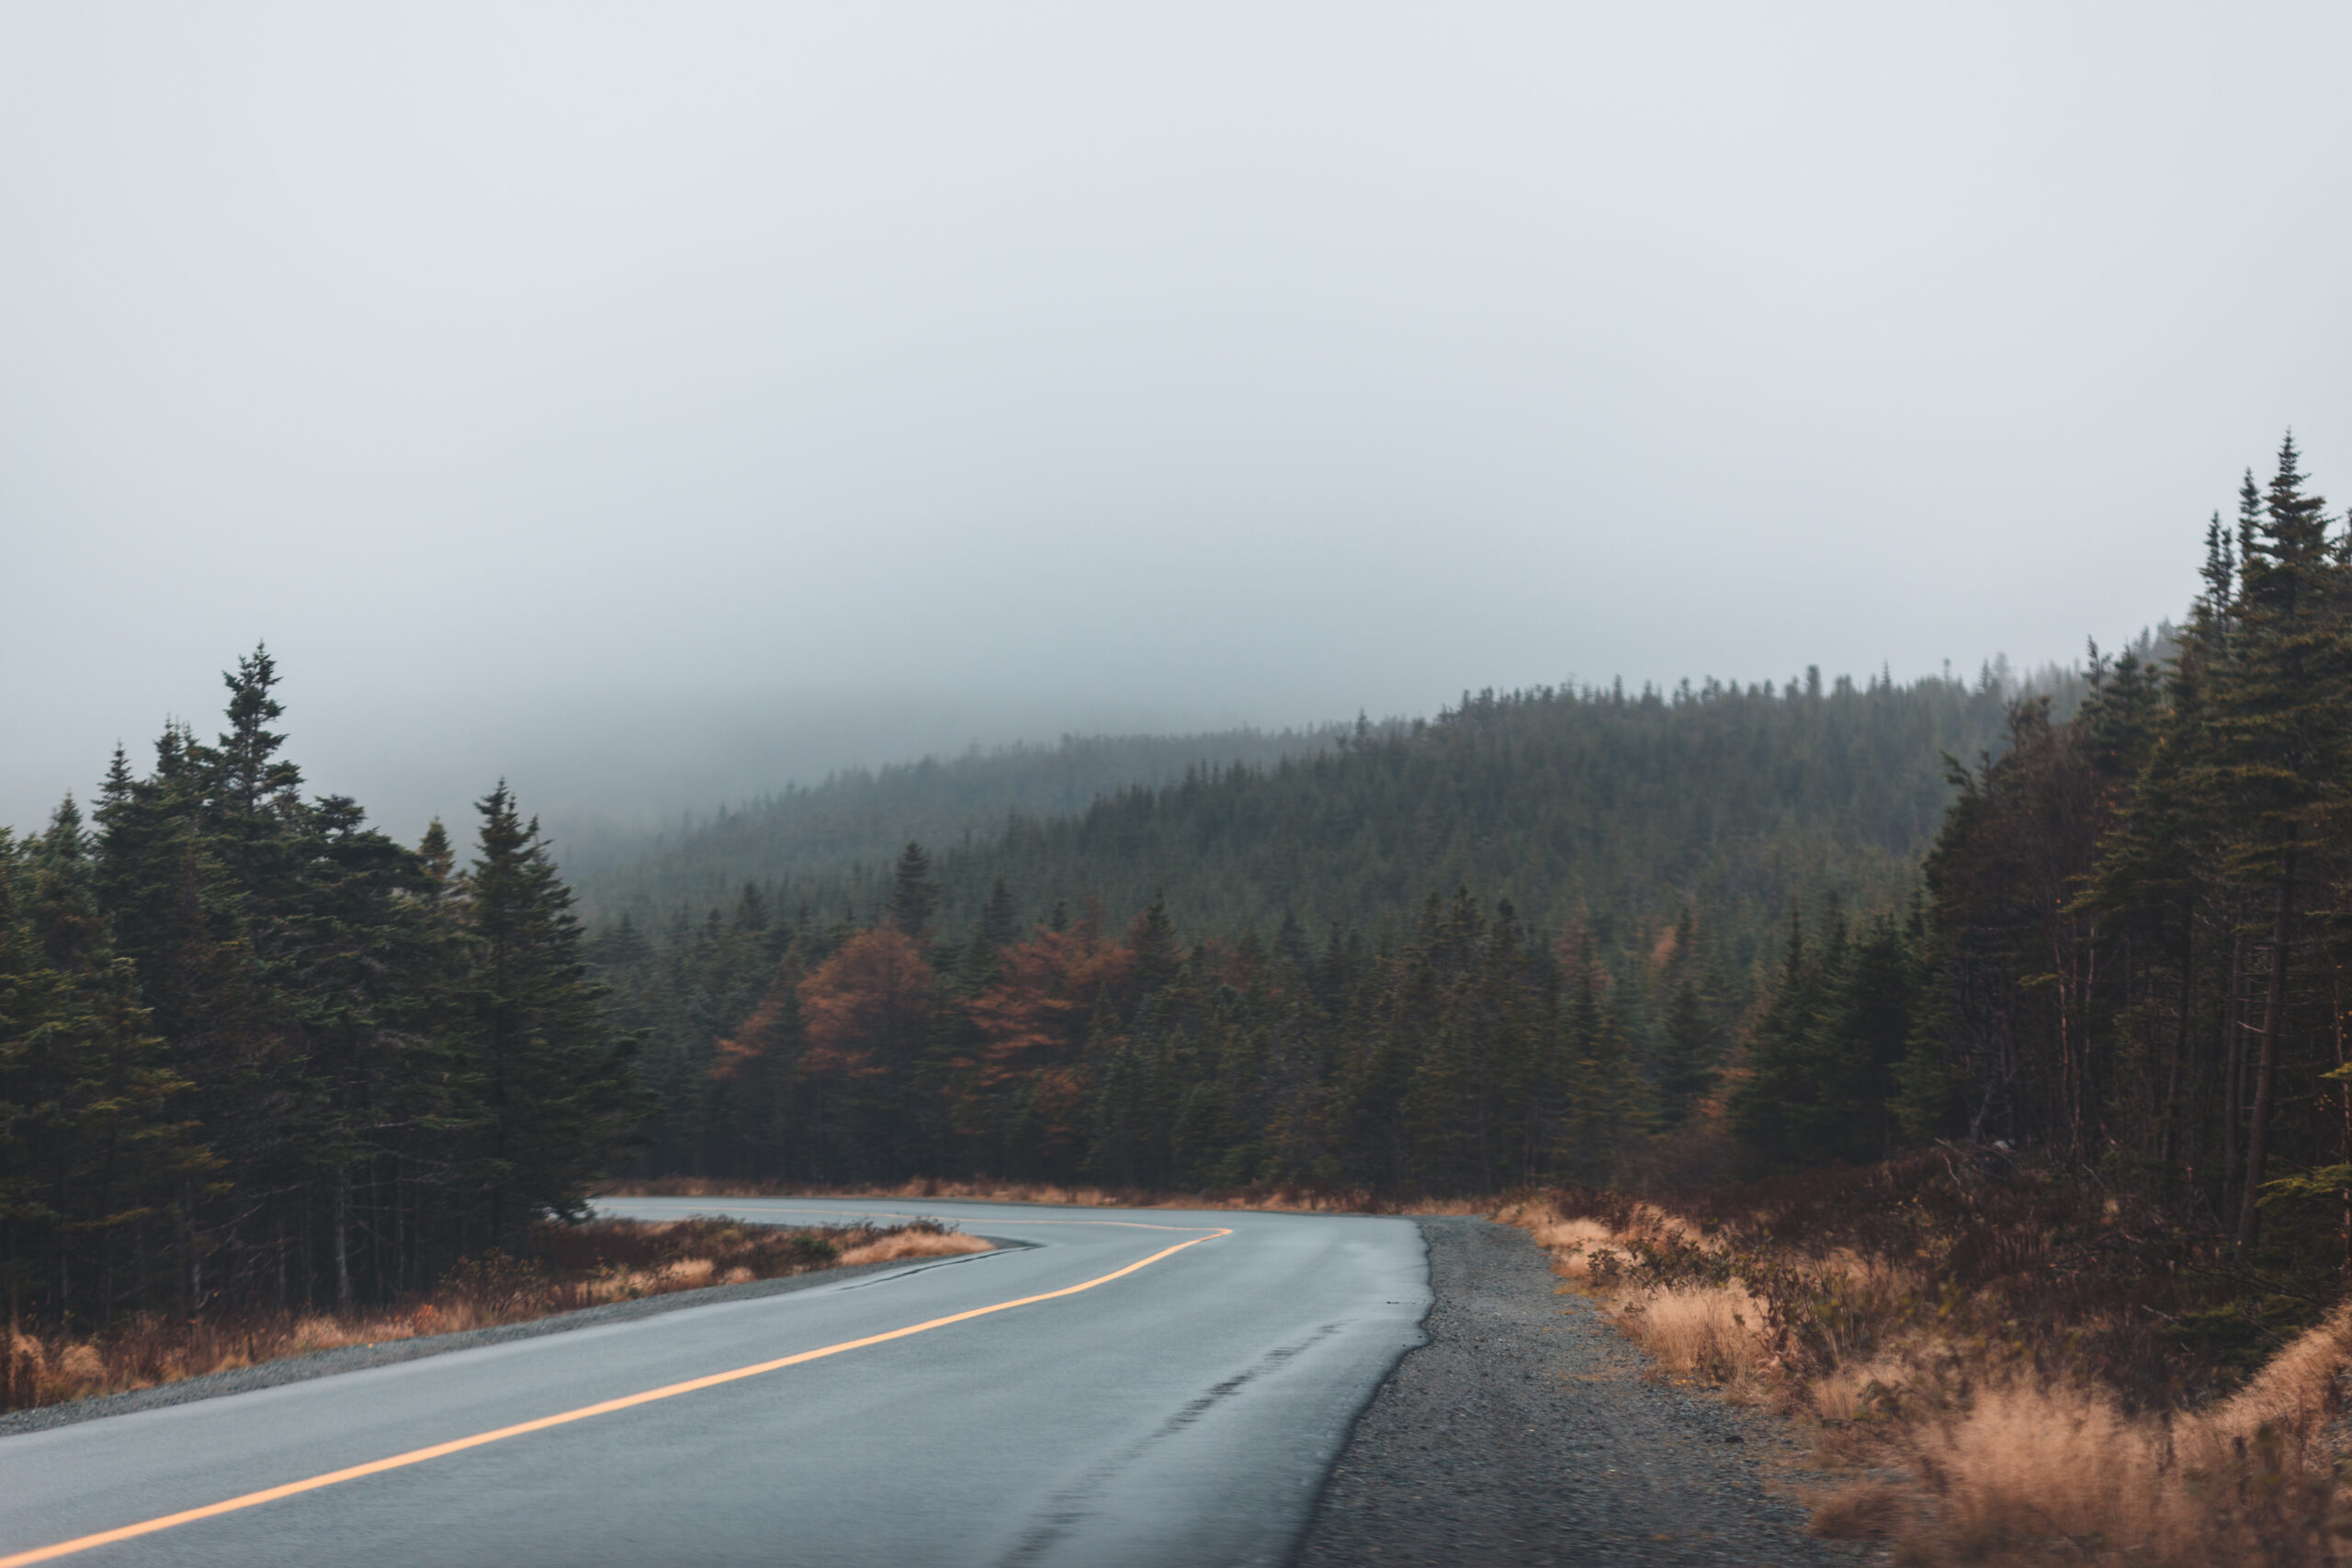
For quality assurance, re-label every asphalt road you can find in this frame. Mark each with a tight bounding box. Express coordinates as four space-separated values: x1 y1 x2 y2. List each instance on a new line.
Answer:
0 1199 1430 1568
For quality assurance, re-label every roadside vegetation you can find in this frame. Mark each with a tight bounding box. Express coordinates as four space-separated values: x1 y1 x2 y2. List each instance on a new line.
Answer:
601 1174 1488 1215
1506 1149 2352 1567
0 1216 981 1416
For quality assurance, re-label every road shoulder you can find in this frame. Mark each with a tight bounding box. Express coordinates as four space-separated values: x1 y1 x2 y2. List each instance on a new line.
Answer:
1294 1216 1860 1567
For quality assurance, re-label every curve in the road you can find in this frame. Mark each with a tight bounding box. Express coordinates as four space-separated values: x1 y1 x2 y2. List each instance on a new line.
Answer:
0 1224 1232 1568
1 1199 1429 1568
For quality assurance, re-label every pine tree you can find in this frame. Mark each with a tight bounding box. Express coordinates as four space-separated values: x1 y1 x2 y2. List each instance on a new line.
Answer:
2208 436 2346 1247
458 784 646 1242
1129 890 1181 999
888 841 939 939
216 646 300 818
979 876 1020 951
1654 977 1717 1128
1555 956 1641 1180
1729 902 1830 1169
2 808 198 1325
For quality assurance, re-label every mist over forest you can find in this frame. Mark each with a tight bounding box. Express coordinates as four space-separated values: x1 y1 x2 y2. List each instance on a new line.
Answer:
10 7 2352 1559
570 652 2090 929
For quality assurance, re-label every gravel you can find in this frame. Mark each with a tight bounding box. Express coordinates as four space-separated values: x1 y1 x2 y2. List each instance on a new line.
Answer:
1293 1216 1864 1568
0 1239 1025 1439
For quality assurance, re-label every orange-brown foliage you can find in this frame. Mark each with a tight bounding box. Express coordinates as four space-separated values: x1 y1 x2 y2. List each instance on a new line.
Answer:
967 925 1134 1085
712 955 804 1083
796 928 933 1082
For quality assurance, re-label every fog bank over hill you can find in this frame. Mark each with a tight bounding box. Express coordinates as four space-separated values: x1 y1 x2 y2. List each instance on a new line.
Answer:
565 722 1352 919
221 683 1331 865
582 650 2112 942
8 7 2347 848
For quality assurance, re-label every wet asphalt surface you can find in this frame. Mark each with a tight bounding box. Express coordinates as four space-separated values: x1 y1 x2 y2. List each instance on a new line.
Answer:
0 1247 1008 1439
6 1204 1857 1567
1295 1217 1860 1568
0 1200 1427 1568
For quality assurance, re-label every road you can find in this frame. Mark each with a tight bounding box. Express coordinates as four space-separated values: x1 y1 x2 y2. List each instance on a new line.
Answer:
0 1198 1430 1568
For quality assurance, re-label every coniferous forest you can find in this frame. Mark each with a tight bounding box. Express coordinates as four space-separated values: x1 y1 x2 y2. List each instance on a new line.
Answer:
10 436 2349 1328
0 650 643 1327
591 668 2041 1190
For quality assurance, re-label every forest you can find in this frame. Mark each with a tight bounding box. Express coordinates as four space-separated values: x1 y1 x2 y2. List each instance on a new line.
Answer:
592 660 2060 1186
0 651 641 1327
597 437 2352 1326
567 724 1347 918
6 436 2339 1334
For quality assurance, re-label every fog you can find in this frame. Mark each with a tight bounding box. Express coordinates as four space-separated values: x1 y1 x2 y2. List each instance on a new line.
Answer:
5 3 2349 841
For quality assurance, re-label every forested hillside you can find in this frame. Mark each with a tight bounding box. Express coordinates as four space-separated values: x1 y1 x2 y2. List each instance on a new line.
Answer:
589 664 2080 1183
571 726 1346 922
41 428 2335 1333
0 652 640 1328
606 669 2065 942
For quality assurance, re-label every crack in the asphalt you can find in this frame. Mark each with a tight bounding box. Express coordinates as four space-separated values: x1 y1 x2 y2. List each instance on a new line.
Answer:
994 1323 1343 1566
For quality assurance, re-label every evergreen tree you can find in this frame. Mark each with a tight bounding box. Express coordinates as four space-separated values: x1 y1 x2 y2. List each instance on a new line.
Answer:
457 784 645 1242
888 841 939 939
1654 977 1717 1128
2207 436 2346 1247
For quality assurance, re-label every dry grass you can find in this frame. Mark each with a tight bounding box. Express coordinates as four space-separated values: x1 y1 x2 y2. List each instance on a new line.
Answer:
832 1227 992 1267
600 1174 1491 1216
0 1216 985 1416
1498 1196 1780 1401
1623 1286 1776 1391
1507 1166 2352 1567
1884 1375 2342 1563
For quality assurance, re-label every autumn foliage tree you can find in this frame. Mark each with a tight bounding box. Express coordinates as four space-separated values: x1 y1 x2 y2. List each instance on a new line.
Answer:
790 928 934 1179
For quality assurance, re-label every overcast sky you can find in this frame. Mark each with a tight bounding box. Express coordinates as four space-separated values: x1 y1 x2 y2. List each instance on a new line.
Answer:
6 3 2349 839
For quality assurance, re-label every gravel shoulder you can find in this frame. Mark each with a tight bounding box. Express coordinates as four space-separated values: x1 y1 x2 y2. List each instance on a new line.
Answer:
0 1238 1025 1439
1294 1216 1861 1568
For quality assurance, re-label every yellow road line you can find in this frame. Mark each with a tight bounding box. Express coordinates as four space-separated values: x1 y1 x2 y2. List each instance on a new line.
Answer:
0 1227 1232 1568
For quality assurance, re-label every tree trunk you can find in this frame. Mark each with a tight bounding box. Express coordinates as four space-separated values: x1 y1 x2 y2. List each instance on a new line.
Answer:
2222 933 2244 1193
2338 979 2351 1275
2236 850 2297 1253
2160 931 2190 1164
334 1172 353 1314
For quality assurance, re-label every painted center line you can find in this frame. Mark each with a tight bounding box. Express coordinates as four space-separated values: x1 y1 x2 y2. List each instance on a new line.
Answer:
0 1227 1232 1568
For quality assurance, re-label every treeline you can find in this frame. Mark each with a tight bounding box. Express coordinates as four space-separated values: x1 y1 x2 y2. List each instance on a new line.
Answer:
596 660 2049 985
592 663 2073 1186
1735 435 2352 1296
0 651 639 1327
33 438 2317 1326
570 725 1347 919
596 847 1696 1189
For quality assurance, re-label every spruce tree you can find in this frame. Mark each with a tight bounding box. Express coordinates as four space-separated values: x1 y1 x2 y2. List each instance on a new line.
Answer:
1654 978 1717 1128
888 841 939 939
2209 436 2346 1247
458 784 646 1242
